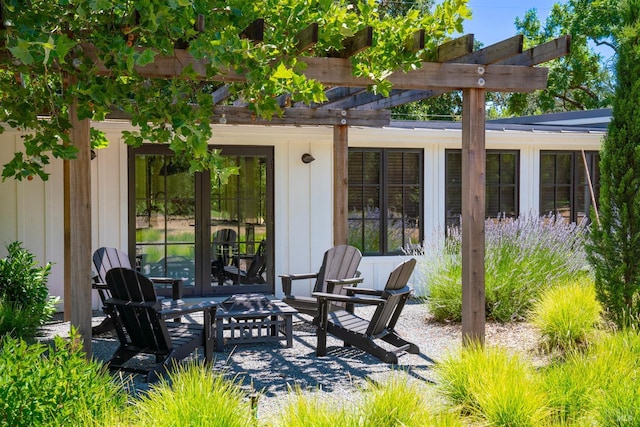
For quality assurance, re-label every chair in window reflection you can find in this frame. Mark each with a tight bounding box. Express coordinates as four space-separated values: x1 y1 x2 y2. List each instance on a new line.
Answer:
211 228 237 285
223 239 267 285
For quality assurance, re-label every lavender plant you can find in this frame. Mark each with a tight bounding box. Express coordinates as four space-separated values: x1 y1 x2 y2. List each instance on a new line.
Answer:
412 214 591 322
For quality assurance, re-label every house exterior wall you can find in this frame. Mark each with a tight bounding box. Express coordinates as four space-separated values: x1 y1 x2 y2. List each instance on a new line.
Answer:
0 121 605 309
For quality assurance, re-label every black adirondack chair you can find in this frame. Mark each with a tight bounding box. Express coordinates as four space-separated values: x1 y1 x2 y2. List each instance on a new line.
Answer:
314 258 419 364
281 245 363 317
103 267 216 382
91 247 182 335
223 239 267 284
91 247 135 335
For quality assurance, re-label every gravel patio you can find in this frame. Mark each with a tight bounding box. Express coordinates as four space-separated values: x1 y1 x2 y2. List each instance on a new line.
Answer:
38 300 542 420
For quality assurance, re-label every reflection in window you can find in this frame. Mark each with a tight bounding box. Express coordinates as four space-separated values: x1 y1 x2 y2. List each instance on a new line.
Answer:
348 149 423 255
445 150 520 228
134 154 196 287
540 151 600 224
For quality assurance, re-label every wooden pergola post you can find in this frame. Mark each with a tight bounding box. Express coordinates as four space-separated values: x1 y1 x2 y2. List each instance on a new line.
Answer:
461 88 486 344
333 124 349 246
64 93 92 355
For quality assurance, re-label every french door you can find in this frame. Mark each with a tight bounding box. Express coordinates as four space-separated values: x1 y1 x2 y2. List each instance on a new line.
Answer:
128 145 274 297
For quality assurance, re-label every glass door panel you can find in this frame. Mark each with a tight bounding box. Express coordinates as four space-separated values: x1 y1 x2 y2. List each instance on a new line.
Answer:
134 154 196 296
209 153 269 293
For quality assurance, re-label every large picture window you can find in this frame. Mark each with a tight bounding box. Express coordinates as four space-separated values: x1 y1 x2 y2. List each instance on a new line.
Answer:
348 148 423 255
540 151 600 224
445 149 520 228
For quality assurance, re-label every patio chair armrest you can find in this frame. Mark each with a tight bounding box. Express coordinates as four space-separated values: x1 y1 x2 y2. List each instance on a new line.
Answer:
312 291 384 306
159 300 217 320
280 272 319 295
343 287 383 297
325 277 364 293
149 277 183 300
92 281 108 290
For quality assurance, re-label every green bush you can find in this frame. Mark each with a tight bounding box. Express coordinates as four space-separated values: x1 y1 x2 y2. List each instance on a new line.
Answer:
414 214 590 322
0 242 58 341
273 374 460 427
0 332 126 427
542 355 597 425
131 362 254 427
274 388 356 427
587 330 640 426
434 343 549 426
360 372 461 427
529 277 603 352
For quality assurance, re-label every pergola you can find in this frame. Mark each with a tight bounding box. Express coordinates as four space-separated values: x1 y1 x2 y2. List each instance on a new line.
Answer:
57 21 570 354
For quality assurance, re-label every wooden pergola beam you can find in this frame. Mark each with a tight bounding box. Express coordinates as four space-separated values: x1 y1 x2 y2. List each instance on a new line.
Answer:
107 105 390 127
296 23 319 53
327 36 527 110
498 35 571 66
352 35 560 110
434 34 475 62
240 18 264 42
212 85 232 104
83 46 548 92
329 26 373 58
461 35 523 64
352 88 438 110
404 29 425 53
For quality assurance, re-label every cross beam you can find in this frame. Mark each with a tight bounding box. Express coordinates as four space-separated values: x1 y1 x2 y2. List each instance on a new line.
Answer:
81 44 549 93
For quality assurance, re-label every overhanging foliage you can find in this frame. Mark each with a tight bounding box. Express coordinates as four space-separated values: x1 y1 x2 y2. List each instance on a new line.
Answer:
0 0 470 180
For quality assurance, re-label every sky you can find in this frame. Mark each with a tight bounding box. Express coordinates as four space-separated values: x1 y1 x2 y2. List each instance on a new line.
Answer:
460 0 562 46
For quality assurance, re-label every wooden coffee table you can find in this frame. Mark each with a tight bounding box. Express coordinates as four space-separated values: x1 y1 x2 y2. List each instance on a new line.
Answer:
214 293 298 351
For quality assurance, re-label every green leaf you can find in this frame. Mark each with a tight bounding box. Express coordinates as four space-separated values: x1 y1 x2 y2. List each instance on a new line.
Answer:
135 49 157 67
271 63 294 79
53 34 76 64
8 39 34 65
43 36 54 64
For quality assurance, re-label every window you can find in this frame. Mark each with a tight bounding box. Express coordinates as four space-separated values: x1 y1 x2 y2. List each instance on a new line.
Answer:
445 149 520 228
540 151 600 223
348 148 423 255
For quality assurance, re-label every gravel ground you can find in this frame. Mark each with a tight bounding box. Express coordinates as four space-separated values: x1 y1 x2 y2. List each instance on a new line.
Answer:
37 300 543 421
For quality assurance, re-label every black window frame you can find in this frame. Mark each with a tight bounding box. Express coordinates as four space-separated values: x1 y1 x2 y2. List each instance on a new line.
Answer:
539 150 600 224
347 148 424 256
445 149 520 228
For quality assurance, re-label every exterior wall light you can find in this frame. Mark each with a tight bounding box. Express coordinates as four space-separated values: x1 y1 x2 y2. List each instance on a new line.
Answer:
301 153 315 164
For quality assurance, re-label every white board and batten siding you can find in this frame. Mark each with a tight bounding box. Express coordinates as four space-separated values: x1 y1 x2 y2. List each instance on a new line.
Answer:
0 120 605 308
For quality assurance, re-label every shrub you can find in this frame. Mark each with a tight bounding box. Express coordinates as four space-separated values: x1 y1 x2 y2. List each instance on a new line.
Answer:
274 374 461 427
0 331 126 427
529 276 602 352
413 214 590 322
131 362 254 427
541 329 640 426
588 330 640 426
0 242 58 341
434 343 549 426
274 388 357 427
360 372 461 427
542 355 597 425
